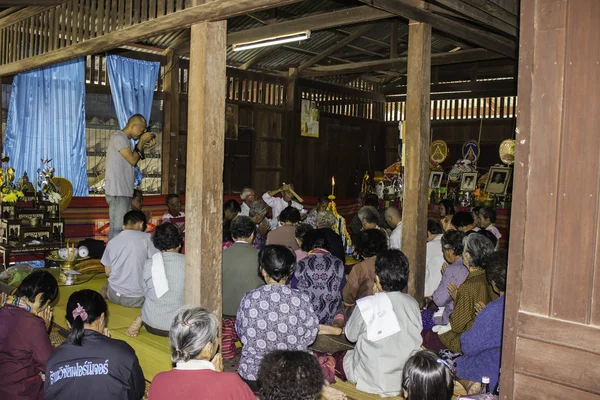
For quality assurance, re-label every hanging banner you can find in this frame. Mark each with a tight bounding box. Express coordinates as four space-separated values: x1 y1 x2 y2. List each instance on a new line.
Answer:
462 140 480 163
430 140 448 163
300 99 319 137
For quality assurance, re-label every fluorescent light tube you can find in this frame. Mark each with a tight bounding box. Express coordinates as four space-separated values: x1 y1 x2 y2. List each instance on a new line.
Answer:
233 31 311 52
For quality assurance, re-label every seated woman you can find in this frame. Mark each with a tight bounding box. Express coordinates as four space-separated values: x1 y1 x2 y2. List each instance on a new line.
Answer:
249 200 270 249
0 270 58 400
341 249 422 397
305 196 330 228
455 250 507 394
422 231 468 329
44 290 145 400
424 234 495 353
438 199 455 220
235 245 336 392
294 223 314 261
224 199 242 221
259 350 347 400
342 229 388 317
451 212 479 232
149 308 255 400
402 350 454 400
127 222 185 337
316 210 345 263
266 206 301 250
291 229 345 324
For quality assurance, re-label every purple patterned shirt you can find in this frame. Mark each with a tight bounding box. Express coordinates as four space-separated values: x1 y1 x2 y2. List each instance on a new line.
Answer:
235 284 319 381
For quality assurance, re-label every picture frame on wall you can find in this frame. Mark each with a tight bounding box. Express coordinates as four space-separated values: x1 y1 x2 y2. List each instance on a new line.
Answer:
485 166 512 194
460 172 478 192
429 171 443 189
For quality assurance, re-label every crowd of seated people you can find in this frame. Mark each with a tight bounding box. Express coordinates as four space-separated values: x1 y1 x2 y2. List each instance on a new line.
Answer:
0 187 510 399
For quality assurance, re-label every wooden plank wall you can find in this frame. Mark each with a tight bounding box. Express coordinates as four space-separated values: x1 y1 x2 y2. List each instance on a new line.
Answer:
386 96 517 122
501 0 600 398
0 0 188 67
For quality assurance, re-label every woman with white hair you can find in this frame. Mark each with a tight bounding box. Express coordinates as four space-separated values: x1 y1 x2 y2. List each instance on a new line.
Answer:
316 210 345 263
423 234 496 353
249 200 270 249
149 307 255 399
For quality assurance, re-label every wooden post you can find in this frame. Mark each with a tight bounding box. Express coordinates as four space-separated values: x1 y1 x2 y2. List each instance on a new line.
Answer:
184 20 227 314
401 20 431 306
283 67 297 182
162 49 180 194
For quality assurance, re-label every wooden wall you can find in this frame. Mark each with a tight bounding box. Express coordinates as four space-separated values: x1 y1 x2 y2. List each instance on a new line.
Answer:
501 0 600 398
288 112 387 199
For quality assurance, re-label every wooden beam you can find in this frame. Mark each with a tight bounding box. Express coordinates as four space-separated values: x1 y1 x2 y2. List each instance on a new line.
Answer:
387 87 515 100
162 50 181 194
401 19 431 306
0 0 304 77
0 7 23 20
300 48 503 77
297 78 386 103
0 0 62 5
239 44 282 70
360 0 517 58
461 0 518 27
431 0 518 36
297 24 376 72
384 77 516 94
227 6 393 46
0 6 54 30
184 20 227 312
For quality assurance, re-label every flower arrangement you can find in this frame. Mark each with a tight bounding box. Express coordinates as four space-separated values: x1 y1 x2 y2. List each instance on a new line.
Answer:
37 159 62 205
0 162 25 204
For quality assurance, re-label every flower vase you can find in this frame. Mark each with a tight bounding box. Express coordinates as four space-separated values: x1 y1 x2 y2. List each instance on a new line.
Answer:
50 206 57 218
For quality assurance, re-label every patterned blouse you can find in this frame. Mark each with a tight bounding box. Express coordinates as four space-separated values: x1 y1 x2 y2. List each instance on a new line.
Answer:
235 285 319 381
291 250 346 324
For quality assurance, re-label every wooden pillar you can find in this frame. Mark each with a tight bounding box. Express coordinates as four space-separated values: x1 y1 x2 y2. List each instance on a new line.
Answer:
401 20 431 306
162 50 181 194
283 67 297 183
184 20 227 314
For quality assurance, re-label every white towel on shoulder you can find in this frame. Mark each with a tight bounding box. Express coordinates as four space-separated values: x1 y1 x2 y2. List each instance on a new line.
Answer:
356 292 401 342
151 252 169 298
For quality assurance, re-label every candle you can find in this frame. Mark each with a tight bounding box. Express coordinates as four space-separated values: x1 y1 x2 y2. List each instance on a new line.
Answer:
331 176 335 196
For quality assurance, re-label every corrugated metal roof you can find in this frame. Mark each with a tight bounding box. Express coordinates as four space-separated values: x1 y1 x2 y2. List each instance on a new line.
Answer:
138 0 507 79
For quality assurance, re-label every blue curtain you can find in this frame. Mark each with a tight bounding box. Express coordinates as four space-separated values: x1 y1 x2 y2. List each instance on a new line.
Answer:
107 55 160 187
4 58 88 196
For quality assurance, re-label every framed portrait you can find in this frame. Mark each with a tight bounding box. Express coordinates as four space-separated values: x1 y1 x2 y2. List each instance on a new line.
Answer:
300 99 320 137
429 171 443 189
485 166 512 194
460 172 478 192
225 103 239 140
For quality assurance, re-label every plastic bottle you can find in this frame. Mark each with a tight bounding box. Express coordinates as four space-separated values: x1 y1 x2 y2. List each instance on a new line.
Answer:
481 376 491 394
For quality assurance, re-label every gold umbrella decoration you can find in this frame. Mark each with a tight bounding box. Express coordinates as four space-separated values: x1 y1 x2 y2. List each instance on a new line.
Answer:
499 139 516 166
327 176 352 248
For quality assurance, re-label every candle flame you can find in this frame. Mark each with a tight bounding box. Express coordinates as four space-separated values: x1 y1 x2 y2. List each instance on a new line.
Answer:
332 176 335 185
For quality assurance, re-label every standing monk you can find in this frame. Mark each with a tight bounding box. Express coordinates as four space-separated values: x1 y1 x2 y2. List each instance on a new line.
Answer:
105 114 155 240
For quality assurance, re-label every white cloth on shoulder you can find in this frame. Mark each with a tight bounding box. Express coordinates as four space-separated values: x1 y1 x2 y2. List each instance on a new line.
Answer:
151 252 169 298
356 292 401 342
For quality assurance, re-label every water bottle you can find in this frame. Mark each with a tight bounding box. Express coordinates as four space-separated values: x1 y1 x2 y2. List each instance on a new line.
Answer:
481 376 491 394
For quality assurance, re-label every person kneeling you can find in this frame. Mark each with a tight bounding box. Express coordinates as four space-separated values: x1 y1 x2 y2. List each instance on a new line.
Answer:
127 222 185 337
258 350 347 400
149 308 255 400
102 210 159 308
342 249 422 397
44 290 145 400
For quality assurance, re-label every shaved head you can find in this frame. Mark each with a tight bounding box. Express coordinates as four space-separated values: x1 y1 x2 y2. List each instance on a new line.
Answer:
126 114 146 128
385 207 401 219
